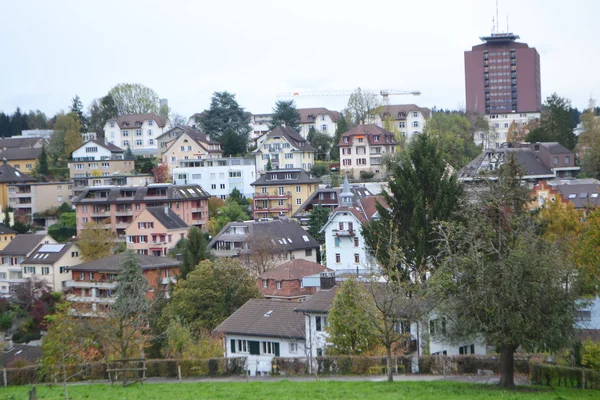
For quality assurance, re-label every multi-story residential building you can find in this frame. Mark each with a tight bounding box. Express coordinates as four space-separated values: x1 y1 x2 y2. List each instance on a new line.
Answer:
297 108 340 138
0 136 45 149
253 127 316 174
0 225 16 251
465 31 541 115
8 182 72 226
459 142 579 183
0 160 36 213
21 130 53 139
214 299 307 376
125 206 189 256
258 259 331 301
476 112 541 148
103 114 171 156
72 174 155 198
292 185 372 225
0 234 56 297
373 104 431 141
207 218 320 265
65 254 180 311
21 243 82 291
0 147 41 173
251 169 320 219
161 128 223 171
529 179 600 213
173 157 257 199
156 125 198 153
70 140 135 197
73 184 210 235
250 113 273 139
339 125 396 179
321 177 386 271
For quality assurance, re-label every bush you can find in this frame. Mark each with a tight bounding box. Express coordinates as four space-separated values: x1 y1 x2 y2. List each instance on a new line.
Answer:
582 339 600 370
311 163 328 177
530 363 600 389
0 312 12 330
359 171 375 180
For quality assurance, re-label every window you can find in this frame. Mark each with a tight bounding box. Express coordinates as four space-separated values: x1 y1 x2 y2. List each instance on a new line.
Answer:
296 198 302 205
342 159 352 166
262 341 277 355
148 120 153 126
358 137 364 143
576 310 592 321
235 339 248 353
41 267 49 275
229 171 242 178
398 121 406 128
211 184 216 189
220 184 225 189
285 153 293 159
317 348 323 357
122 130 129 137
343 137 349 144
335 237 341 247
316 316 328 331
276 281 281 289
149 139 154 145
24 266 35 274
373 135 379 142
278 199 284 206
412 121 419 128
565 156 570 164
148 129 152 136
354 253 360 263
296 185 301 193
261 187 267 194
136 140 143 146
413 111 418 117
554 157 559 165
262 279 268 288
321 124 327 131
357 158 367 165
305 249 312 256
123 140 130 147
278 187 285 196
136 129 142 136
354 237 359 247
289 342 298 353
459 345 475 355
82 217 88 223
335 253 341 263
57 195 63 202
187 145 193 151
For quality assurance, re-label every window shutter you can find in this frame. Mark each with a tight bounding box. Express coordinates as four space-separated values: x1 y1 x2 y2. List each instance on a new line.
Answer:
274 342 280 357
230 339 236 353
248 341 260 355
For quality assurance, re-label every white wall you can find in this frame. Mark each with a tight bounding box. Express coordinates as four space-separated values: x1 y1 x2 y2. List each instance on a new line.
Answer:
304 313 330 359
72 143 113 161
299 114 337 138
323 211 376 271
477 112 541 148
104 118 171 155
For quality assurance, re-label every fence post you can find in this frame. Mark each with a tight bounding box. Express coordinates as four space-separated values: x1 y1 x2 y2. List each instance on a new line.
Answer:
3 368 6 387
178 364 182 382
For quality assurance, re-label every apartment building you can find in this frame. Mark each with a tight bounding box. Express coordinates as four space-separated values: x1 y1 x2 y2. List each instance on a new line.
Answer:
124 206 189 256
374 104 431 141
103 114 171 156
8 182 72 226
0 234 56 297
250 113 273 139
339 125 397 179
70 140 135 197
72 174 155 198
162 129 223 171
251 169 320 219
477 112 541 148
0 161 36 213
253 126 316 174
73 184 210 235
173 157 256 199
21 243 82 291
297 108 340 138
65 254 180 311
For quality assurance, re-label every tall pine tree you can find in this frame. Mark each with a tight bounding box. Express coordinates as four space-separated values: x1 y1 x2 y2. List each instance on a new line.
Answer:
37 144 49 176
180 226 212 279
71 95 88 133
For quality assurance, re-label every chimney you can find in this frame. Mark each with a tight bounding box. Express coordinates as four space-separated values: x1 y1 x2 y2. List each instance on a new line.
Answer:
320 272 336 290
164 204 169 215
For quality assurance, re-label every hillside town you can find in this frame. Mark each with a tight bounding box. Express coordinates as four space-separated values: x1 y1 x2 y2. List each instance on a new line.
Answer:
1 1 600 397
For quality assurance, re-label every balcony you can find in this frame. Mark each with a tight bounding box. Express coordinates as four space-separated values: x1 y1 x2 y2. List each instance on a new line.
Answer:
91 210 111 217
334 229 355 237
161 277 177 285
65 280 116 289
115 209 133 217
66 294 115 304
253 192 292 200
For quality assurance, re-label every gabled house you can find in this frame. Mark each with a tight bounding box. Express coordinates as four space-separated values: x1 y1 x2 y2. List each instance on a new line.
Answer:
161 126 223 171
207 218 320 266
373 104 431 141
339 125 396 179
214 299 306 376
292 185 372 225
125 205 189 256
0 234 55 297
0 160 36 213
21 242 82 291
529 179 600 213
297 108 340 138
253 126 316 174
65 254 181 312
258 259 331 301
0 224 16 251
103 114 171 156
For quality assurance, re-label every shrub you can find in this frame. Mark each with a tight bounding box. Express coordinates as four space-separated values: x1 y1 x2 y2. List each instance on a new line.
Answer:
311 163 328 177
0 312 12 330
582 339 600 370
359 171 375 180
530 363 600 389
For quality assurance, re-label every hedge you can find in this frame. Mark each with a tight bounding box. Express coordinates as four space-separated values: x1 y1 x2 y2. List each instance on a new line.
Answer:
530 363 600 390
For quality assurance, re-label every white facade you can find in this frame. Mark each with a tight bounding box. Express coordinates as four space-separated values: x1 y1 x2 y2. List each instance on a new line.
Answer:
223 334 307 376
173 157 256 199
322 210 376 271
373 109 429 141
476 112 541 148
21 129 53 139
71 142 122 161
250 114 273 140
298 113 338 138
303 313 330 359
103 116 171 156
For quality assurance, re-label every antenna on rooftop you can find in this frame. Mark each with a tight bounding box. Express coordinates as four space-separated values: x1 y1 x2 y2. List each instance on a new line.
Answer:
496 0 499 33
506 15 509 32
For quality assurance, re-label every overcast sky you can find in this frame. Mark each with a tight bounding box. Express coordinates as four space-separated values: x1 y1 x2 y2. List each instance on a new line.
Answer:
1 0 598 119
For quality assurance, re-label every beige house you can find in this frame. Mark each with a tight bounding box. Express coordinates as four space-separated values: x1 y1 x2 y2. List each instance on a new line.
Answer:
162 128 223 171
253 127 316 174
8 182 72 225
125 206 189 256
339 124 396 179
21 242 82 291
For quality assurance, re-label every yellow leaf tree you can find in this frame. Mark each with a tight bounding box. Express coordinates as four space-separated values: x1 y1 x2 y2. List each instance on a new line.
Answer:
77 220 116 261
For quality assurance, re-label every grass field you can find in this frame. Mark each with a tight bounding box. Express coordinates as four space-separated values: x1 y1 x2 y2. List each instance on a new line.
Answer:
2 380 599 400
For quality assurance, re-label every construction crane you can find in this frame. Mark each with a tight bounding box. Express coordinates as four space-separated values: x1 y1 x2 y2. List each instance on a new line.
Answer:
276 89 421 105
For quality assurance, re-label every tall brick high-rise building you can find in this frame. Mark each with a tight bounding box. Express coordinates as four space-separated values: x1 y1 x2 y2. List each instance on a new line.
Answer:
465 32 541 115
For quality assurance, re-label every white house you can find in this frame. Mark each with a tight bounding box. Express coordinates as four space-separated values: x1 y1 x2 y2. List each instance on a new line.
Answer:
297 108 340 138
476 112 541 148
250 113 273 140
321 176 385 272
103 114 171 156
339 125 396 179
70 140 126 162
173 157 257 199
214 299 307 376
373 104 431 141
253 126 316 174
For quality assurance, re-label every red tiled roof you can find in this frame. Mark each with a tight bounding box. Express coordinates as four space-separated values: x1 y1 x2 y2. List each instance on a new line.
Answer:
360 196 388 221
339 124 396 147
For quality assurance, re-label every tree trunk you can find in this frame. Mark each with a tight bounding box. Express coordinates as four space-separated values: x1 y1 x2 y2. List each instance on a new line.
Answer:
498 346 515 389
386 345 393 382
62 364 69 400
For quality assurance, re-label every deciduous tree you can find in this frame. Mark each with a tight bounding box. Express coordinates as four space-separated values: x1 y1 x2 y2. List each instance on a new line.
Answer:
423 112 480 169
108 83 161 115
49 112 83 165
78 220 116 261
151 163 170 183
346 88 380 126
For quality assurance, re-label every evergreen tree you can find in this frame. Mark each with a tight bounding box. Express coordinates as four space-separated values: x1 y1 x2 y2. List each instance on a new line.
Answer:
228 188 246 206
36 144 49 177
330 113 349 160
0 112 10 137
307 206 330 245
10 107 29 136
70 95 88 133
114 251 149 316
180 226 212 279
269 100 301 130
526 93 577 150
125 146 134 160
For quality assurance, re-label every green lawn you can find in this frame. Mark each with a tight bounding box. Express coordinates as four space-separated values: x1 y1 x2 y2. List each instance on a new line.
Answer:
2 380 599 400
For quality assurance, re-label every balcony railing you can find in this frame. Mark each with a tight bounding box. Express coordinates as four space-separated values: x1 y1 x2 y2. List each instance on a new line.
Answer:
65 280 117 289
253 192 292 200
334 229 355 237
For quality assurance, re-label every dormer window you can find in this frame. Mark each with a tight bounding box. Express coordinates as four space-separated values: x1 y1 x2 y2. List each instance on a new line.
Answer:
308 115 315 122
373 135 379 142
398 112 406 118
135 121 142 126
110 122 115 128
343 137 349 144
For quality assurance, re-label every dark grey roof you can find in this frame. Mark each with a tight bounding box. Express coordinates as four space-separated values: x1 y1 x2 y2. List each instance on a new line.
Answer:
22 243 73 265
538 142 571 154
214 299 305 340
0 345 42 367
251 169 321 186
106 113 168 128
0 147 42 160
553 182 600 209
292 186 373 218
294 287 338 313
459 148 555 180
254 126 316 153
0 137 44 148
0 234 48 256
0 162 35 183
0 224 17 235
87 139 124 153
73 184 210 204
67 254 180 272
145 206 189 230
208 218 320 253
